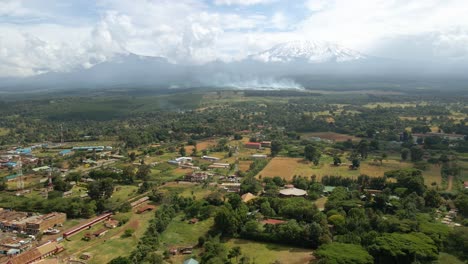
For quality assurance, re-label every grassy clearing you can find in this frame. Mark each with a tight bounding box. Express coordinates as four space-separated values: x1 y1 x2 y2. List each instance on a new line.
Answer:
359 160 412 177
110 185 138 203
256 157 316 181
159 182 216 200
239 161 253 172
61 211 154 264
184 138 218 153
314 197 328 211
160 214 213 248
437 253 465 264
301 132 359 142
257 156 442 185
0 127 9 136
225 239 314 264
363 102 425 109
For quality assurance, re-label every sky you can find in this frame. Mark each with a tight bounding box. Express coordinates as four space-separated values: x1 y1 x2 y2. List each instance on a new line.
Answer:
0 0 468 77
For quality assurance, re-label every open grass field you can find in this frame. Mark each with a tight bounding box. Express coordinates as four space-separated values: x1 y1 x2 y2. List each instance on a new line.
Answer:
184 138 218 153
256 157 316 181
60 211 155 264
225 239 314 264
0 128 9 136
109 185 138 203
239 160 253 172
257 157 442 185
314 197 328 211
359 160 413 177
160 214 213 248
363 102 427 109
257 157 357 181
301 132 359 142
159 182 216 200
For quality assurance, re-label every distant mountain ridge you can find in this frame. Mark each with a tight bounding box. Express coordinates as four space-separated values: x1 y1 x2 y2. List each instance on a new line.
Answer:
0 40 466 92
251 40 367 63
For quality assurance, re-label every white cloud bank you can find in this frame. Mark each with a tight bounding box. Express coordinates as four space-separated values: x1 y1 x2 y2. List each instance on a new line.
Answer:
0 0 468 77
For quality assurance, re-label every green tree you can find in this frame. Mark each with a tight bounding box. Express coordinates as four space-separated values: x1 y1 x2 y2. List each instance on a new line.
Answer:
304 144 321 165
136 165 151 181
369 232 438 264
401 148 410 161
454 190 468 218
446 226 468 261
357 140 369 159
333 156 341 166
271 140 282 157
316 242 373 264
179 146 187 157
410 146 424 162
129 152 136 162
108 256 131 264
228 246 242 263
88 178 114 200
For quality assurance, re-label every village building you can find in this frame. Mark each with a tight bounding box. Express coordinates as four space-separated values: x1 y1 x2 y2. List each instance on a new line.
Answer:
93 228 108 238
168 157 192 165
261 219 287 225
251 154 267 159
208 163 230 169
201 156 220 161
183 258 199 264
137 205 156 214
184 172 211 182
58 149 73 157
404 132 465 143
6 241 63 264
322 186 336 195
221 183 241 193
260 141 272 147
279 186 307 197
0 210 66 235
241 192 257 203
104 219 119 229
244 142 262 149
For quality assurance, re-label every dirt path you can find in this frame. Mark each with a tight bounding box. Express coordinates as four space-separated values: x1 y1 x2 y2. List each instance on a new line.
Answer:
446 175 453 191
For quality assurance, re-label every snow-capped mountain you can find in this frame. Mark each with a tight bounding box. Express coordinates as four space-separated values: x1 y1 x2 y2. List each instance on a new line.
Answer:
251 40 367 63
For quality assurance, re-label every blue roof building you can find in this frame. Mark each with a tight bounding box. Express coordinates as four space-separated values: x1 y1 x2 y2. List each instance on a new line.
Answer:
183 258 199 264
16 148 32 155
59 149 73 156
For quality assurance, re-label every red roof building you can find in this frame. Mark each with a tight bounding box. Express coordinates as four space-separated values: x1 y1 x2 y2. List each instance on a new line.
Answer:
261 219 287 225
245 142 261 149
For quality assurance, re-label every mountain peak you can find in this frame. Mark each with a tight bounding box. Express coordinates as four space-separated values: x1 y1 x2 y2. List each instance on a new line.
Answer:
251 40 367 63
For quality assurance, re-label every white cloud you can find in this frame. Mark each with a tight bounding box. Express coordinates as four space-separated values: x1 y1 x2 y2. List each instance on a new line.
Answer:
213 0 275 6
305 0 329 12
1 0 468 77
298 0 468 52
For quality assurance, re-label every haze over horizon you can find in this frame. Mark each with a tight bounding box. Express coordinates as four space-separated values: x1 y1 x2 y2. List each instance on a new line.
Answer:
1 0 468 79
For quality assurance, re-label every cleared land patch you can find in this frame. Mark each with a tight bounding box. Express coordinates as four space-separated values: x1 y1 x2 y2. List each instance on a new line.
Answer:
225 239 314 264
301 132 359 142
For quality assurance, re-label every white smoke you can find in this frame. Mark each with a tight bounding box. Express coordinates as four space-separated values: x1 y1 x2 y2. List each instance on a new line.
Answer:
201 73 304 90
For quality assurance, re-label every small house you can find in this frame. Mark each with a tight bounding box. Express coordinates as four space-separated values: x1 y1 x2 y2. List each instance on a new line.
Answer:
137 205 156 214
93 228 108 238
188 218 199 224
279 187 307 197
104 219 119 229
183 258 199 264
261 219 286 225
241 192 257 203
244 142 261 149
202 156 220 161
